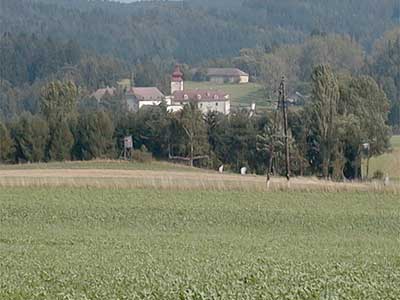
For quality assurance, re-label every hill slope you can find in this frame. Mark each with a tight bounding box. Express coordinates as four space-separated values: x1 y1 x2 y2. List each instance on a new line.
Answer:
0 0 398 64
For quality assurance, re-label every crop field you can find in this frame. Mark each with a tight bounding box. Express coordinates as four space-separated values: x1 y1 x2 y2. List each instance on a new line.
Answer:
1 187 400 299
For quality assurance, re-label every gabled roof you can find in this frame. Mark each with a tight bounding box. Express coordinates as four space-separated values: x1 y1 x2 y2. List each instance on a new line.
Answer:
127 87 164 100
91 87 116 101
173 90 229 102
207 68 248 77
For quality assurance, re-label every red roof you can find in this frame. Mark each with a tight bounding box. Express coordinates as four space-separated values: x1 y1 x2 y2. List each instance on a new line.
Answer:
173 90 229 102
172 65 183 82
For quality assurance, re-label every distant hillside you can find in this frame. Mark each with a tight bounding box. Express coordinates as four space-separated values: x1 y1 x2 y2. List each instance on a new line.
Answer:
0 0 399 64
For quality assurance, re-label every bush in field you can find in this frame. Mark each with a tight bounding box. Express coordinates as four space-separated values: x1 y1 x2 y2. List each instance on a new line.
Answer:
132 146 153 163
373 169 384 180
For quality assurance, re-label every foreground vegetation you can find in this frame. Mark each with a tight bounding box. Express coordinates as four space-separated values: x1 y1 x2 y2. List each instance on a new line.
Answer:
1 188 399 299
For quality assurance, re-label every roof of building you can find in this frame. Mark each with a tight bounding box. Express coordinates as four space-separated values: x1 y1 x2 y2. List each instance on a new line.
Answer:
173 90 229 102
172 65 183 82
127 87 164 100
207 68 248 77
91 87 116 101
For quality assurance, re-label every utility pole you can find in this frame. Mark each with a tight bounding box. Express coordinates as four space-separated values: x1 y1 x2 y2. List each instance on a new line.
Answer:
279 76 290 181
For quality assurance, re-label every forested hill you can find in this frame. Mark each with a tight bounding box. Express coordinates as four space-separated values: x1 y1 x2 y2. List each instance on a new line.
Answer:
0 0 399 63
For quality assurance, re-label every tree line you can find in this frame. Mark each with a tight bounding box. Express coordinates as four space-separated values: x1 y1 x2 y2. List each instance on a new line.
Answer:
1 0 399 64
0 65 390 180
200 30 400 131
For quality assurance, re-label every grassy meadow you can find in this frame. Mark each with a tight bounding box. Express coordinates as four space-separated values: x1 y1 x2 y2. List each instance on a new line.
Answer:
1 187 400 299
0 159 209 172
368 135 400 180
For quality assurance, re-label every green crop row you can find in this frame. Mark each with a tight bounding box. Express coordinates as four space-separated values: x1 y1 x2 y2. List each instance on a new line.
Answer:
1 188 400 299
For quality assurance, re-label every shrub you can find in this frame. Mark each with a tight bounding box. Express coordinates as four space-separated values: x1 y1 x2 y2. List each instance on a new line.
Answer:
372 170 384 180
132 147 152 163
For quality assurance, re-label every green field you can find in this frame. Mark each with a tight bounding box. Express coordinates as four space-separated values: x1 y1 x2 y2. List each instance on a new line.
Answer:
368 136 400 180
1 188 400 299
185 81 271 108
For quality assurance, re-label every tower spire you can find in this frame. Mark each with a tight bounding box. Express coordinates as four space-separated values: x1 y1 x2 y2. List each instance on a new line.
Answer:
171 65 184 94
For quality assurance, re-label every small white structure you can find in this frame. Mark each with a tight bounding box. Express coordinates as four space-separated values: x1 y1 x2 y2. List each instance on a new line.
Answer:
219 165 224 173
240 167 247 175
384 174 390 186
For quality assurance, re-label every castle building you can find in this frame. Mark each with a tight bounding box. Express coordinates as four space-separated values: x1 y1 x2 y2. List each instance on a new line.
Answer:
170 66 231 115
123 66 231 115
172 90 230 115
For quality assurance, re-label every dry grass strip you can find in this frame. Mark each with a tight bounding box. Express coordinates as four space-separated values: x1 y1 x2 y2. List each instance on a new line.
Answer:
0 169 399 193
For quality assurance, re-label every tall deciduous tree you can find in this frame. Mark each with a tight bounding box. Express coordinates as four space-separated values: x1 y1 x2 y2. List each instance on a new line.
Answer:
308 64 340 178
40 81 78 123
178 103 209 167
40 81 78 161
339 75 390 178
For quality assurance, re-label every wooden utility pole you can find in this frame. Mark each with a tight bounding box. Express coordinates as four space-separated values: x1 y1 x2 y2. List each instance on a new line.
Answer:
279 76 290 181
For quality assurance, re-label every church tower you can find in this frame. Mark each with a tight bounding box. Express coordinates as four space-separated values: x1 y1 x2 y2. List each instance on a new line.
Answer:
171 65 184 94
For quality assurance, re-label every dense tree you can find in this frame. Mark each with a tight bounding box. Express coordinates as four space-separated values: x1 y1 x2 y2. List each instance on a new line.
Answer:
307 65 340 178
0 80 19 120
370 28 400 129
73 111 115 160
10 113 49 163
339 75 390 178
0 0 397 66
40 81 78 160
46 121 74 161
176 103 209 167
0 120 13 162
40 81 78 123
